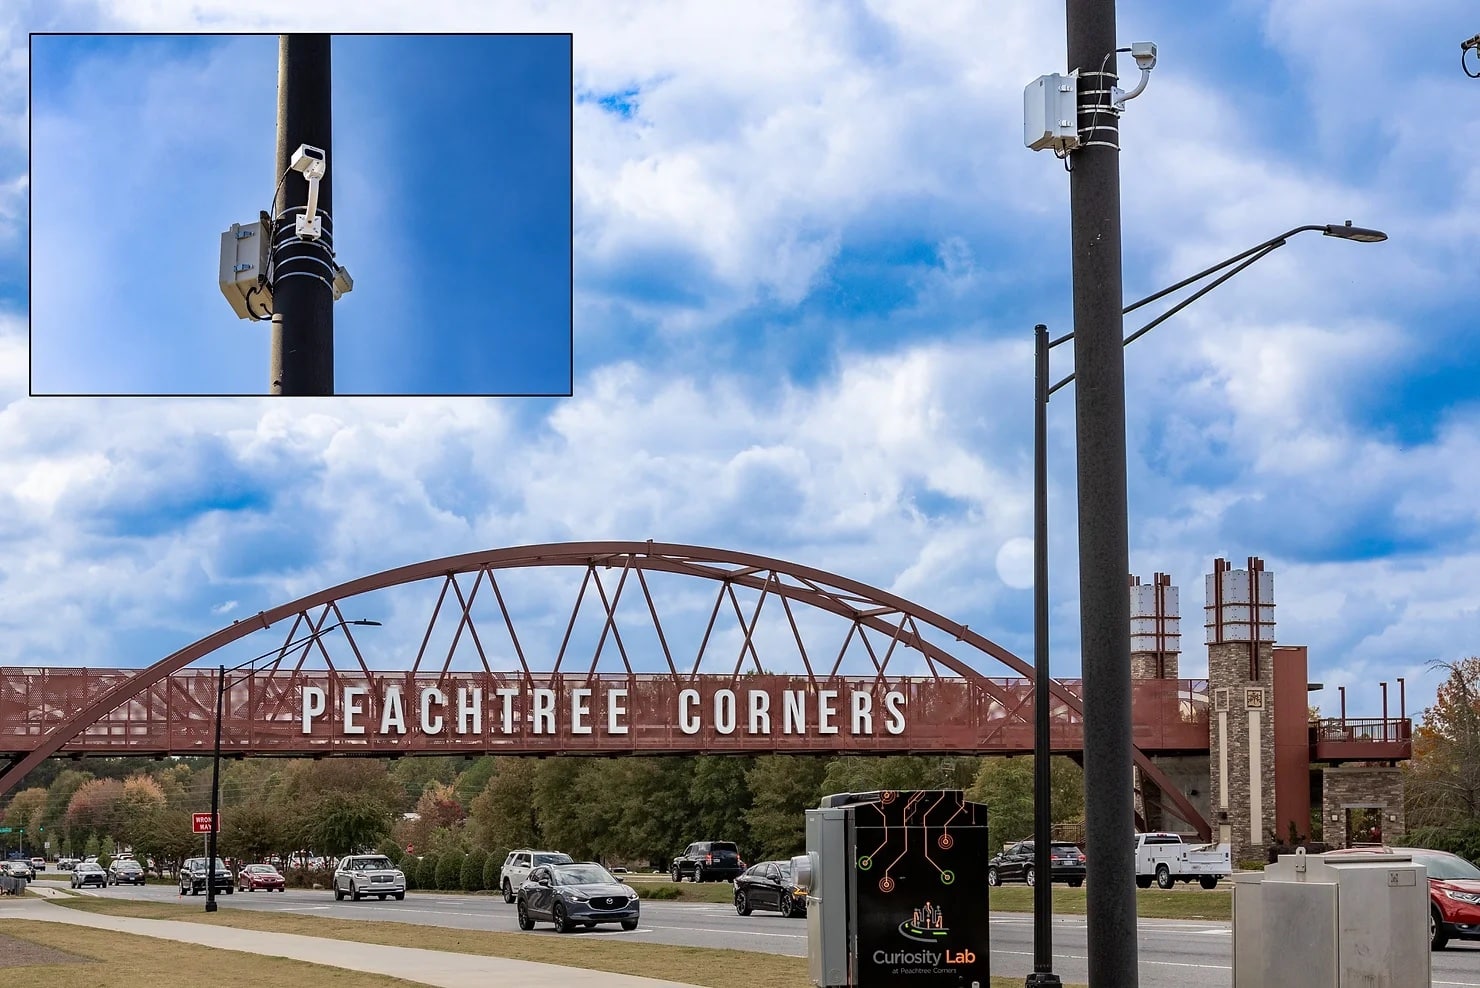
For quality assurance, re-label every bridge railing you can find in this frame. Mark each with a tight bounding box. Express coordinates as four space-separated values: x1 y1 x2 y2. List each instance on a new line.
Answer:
1309 716 1412 762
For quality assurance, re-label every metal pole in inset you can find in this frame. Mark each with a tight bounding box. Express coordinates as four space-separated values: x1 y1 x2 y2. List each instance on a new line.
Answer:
1066 0 1138 982
1028 324 1062 987
205 664 224 913
270 34 334 396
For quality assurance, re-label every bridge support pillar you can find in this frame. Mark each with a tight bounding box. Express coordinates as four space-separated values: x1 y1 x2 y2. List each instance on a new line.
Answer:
1130 572 1181 832
1205 557 1277 865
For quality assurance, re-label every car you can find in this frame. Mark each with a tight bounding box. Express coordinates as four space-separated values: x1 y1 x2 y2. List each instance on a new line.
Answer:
516 861 640 933
108 859 146 886
499 850 574 903
734 860 807 918
178 857 233 896
238 864 287 892
332 854 405 902
4 859 35 881
1327 845 1480 951
987 840 1086 888
671 841 744 883
56 857 78 872
70 862 107 889
29 857 46 872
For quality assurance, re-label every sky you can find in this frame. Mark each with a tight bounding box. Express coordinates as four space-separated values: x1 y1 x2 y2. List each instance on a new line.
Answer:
0 0 1477 737
28 32 572 395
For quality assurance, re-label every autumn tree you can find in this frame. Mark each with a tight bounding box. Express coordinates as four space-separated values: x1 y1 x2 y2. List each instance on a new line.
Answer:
468 758 543 851
65 778 126 844
395 782 467 853
1406 657 1480 829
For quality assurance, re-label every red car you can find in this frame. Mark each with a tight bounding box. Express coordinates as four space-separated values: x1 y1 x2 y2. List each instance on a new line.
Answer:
237 864 286 892
1328 845 1480 950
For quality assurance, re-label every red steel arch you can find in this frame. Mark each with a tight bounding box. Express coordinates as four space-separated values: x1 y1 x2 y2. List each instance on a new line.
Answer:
0 541 1210 837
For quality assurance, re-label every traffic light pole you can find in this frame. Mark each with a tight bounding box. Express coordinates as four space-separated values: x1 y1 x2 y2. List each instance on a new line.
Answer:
1066 0 1139 984
270 34 334 396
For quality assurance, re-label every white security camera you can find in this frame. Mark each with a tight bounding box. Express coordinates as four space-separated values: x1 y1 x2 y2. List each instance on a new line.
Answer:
1115 41 1158 108
289 144 327 240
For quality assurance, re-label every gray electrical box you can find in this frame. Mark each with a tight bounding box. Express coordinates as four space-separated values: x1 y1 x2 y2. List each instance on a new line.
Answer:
1232 848 1430 987
219 219 271 320
1024 72 1079 152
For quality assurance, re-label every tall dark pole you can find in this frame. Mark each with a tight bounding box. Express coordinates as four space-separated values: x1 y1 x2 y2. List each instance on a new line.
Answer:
205 664 224 913
1028 324 1061 987
1066 0 1138 983
271 34 334 396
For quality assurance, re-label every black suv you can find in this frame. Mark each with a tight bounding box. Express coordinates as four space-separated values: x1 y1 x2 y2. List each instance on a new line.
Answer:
178 857 234 896
987 840 1085 888
671 841 744 883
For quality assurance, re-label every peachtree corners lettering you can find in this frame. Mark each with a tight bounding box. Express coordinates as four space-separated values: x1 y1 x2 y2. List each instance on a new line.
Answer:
301 685 907 738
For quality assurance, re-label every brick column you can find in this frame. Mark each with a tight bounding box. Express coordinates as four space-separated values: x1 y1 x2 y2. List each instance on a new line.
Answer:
1205 557 1277 864
1130 573 1180 832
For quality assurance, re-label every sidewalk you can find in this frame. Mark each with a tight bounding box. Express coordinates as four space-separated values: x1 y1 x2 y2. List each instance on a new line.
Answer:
0 898 701 988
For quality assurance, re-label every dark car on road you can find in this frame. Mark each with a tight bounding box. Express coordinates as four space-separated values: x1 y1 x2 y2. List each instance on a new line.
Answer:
734 860 807 918
108 859 146 886
987 840 1086 888
70 862 107 889
4 859 35 881
179 857 233 896
671 841 744 883
516 862 640 934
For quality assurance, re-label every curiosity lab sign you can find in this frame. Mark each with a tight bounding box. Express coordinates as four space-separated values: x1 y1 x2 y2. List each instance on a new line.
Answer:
300 676 909 741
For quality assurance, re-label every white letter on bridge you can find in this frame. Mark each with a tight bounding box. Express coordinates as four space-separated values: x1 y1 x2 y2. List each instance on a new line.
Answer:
678 689 701 735
302 686 326 734
457 687 482 735
380 687 407 735
850 691 873 735
531 689 556 734
421 688 445 735
343 686 367 735
571 688 592 735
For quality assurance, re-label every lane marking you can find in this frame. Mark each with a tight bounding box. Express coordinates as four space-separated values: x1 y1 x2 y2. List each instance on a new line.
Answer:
992 948 1231 971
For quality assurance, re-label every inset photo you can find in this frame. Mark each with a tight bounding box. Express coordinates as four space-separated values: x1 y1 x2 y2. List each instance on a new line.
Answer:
30 33 573 396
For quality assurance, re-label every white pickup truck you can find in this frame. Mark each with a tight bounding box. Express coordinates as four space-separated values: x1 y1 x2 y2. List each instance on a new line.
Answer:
1134 832 1232 889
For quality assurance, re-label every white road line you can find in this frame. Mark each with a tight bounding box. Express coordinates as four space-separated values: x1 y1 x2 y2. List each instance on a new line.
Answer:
643 924 806 941
992 948 1231 971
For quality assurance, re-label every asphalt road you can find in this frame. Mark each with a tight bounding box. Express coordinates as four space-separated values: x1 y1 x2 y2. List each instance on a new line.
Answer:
39 880 1480 987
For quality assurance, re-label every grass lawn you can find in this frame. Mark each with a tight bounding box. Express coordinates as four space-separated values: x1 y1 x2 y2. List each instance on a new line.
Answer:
987 883 1232 921
0 920 424 988
50 898 1078 988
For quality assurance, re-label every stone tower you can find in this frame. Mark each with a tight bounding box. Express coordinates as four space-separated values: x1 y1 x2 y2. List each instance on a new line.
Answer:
1130 573 1180 831
1205 557 1277 863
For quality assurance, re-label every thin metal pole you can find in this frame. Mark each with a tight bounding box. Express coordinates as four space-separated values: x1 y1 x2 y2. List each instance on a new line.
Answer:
1028 324 1062 987
270 34 334 396
1066 0 1138 981
205 664 224 912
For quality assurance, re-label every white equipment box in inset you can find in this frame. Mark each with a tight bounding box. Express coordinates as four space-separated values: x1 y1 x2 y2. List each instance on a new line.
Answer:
219 219 272 320
1024 72 1079 152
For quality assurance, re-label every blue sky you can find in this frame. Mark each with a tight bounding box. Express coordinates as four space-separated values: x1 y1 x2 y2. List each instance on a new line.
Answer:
28 32 572 395
1 0 1478 733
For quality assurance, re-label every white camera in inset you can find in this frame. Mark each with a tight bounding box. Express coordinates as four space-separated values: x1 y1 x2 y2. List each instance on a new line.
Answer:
290 143 327 240
290 143 326 181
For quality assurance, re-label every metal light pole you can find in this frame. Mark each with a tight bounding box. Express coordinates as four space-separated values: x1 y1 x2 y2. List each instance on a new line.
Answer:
270 34 335 396
1030 220 1384 984
203 618 379 913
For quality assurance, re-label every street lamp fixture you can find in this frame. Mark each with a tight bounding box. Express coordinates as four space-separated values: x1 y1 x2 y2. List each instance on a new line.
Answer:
1026 221 1384 986
203 618 380 913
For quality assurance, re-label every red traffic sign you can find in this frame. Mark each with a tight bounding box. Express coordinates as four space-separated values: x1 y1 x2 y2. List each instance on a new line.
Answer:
191 812 218 834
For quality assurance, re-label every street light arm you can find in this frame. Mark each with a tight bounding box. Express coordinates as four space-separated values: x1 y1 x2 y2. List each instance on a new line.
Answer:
220 618 381 681
1121 241 1285 348
1122 226 1321 315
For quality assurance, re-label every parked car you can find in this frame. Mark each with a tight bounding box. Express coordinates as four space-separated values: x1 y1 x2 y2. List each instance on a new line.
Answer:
56 857 79 872
516 862 640 933
671 841 744 883
734 860 807 918
178 857 233 896
29 857 46 873
332 854 405 902
108 859 146 886
70 862 107 889
987 840 1086 888
499 850 574 903
238 864 286 892
1326 845 1480 951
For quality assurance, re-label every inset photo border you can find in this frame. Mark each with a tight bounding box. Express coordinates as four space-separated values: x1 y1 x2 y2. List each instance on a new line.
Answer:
29 33 573 397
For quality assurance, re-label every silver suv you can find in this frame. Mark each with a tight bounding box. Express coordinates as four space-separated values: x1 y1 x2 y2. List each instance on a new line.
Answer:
499 849 573 903
332 854 405 902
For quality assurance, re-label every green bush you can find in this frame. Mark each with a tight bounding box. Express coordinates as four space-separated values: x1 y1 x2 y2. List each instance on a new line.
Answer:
483 852 500 892
402 858 419 890
642 885 681 900
1406 822 1480 863
462 848 488 892
417 853 440 891
437 850 465 891
380 845 404 867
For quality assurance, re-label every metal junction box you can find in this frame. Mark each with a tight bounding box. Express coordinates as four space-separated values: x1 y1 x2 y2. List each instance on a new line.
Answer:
219 219 271 320
1024 72 1079 152
803 790 990 987
1233 849 1430 987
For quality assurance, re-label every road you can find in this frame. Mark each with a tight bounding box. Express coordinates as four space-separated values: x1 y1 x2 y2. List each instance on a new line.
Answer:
38 880 1480 987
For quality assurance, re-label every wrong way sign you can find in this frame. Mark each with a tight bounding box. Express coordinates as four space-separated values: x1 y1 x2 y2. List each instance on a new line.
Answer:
191 812 218 834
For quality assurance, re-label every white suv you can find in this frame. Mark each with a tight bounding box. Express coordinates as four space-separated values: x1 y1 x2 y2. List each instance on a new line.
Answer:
499 849 573 903
332 854 405 902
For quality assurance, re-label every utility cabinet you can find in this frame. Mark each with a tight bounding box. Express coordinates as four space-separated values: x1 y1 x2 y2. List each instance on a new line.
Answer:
1232 848 1430 987
800 790 990 987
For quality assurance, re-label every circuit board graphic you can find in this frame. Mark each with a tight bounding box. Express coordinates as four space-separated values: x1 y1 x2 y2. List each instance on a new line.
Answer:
855 789 980 893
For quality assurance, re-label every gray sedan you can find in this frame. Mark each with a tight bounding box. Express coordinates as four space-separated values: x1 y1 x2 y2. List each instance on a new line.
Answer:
516 862 640 933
